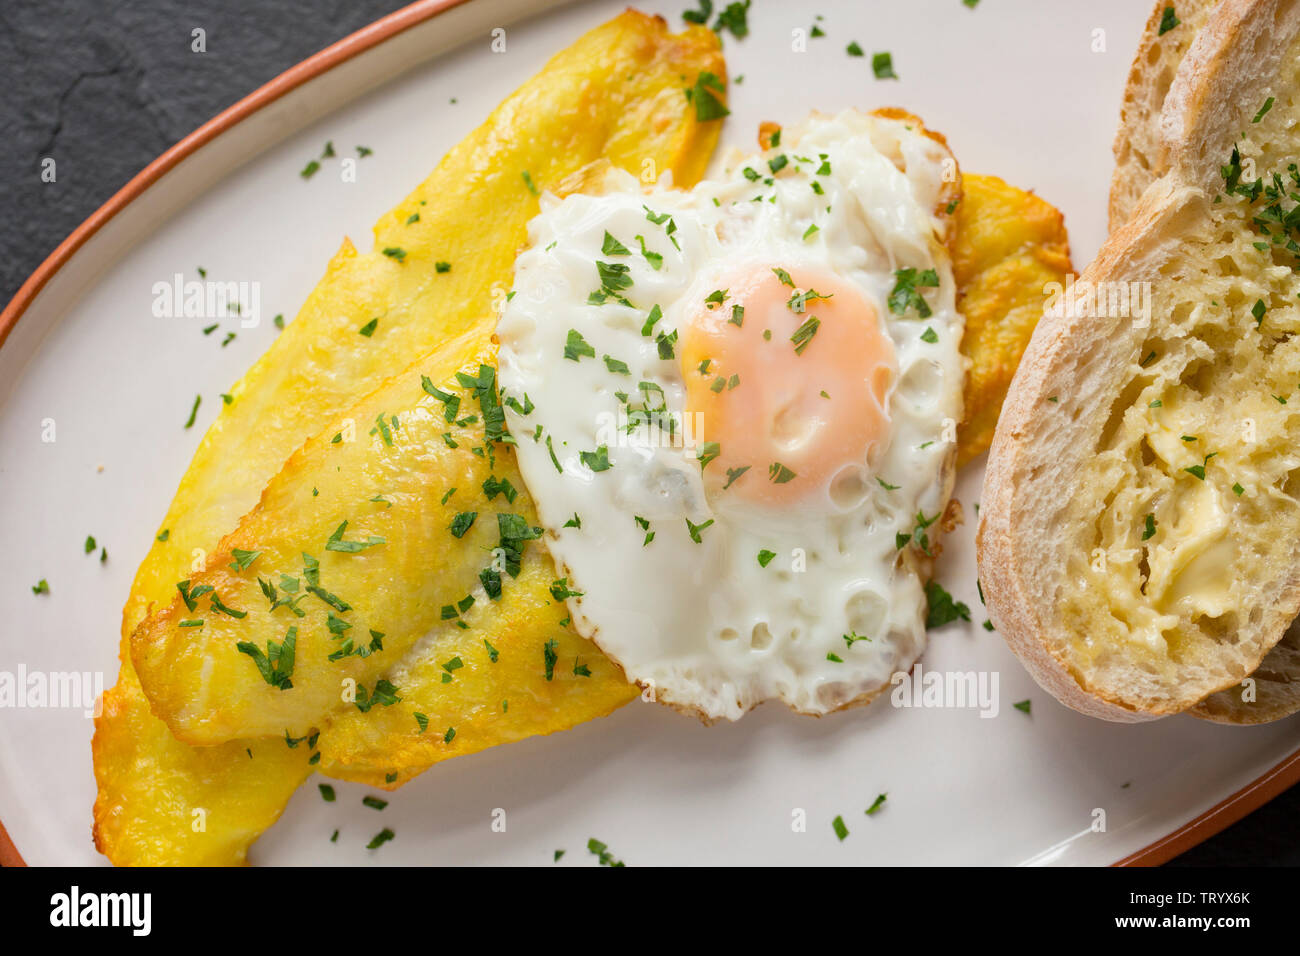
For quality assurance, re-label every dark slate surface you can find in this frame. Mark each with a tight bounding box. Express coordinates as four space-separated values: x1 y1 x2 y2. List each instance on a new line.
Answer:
1 0 1296 867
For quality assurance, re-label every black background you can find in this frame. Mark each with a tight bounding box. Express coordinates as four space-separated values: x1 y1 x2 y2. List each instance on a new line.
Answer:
0 865 1284 936
1 0 1297 866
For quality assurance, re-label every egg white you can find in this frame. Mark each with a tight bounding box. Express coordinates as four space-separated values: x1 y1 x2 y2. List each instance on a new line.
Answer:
496 110 965 720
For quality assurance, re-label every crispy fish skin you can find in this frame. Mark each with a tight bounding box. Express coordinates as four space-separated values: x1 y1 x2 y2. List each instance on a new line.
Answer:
94 10 725 865
952 173 1073 467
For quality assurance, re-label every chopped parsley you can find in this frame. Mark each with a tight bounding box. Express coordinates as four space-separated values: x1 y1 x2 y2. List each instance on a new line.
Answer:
591 261 634 306
681 0 711 24
420 376 460 421
641 303 663 336
888 267 939 318
635 235 663 270
580 445 612 472
236 625 297 690
355 679 402 713
225 549 259 573
643 206 680 249
449 511 477 538
601 231 631 256
1184 452 1217 481
543 638 559 681
685 517 714 543
564 329 596 361
924 580 971 628
588 838 624 867
685 71 729 122
712 0 751 38
871 52 897 80
325 520 385 553
656 328 678 359
723 465 750 489
790 316 820 355
482 475 518 503
550 577 584 602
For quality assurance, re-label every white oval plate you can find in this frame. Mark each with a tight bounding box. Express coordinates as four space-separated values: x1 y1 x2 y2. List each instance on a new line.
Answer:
2 0 1297 867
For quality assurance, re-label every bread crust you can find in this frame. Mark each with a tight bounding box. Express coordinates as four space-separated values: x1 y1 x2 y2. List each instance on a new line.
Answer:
1110 0 1219 231
1193 624 1300 723
978 177 1198 722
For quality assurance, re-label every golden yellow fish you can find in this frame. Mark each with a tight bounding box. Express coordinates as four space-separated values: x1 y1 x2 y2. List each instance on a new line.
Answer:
952 173 1073 465
129 332 634 749
94 9 723 866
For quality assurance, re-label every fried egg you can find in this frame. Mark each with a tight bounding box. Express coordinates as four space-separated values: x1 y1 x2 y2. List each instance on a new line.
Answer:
496 109 965 720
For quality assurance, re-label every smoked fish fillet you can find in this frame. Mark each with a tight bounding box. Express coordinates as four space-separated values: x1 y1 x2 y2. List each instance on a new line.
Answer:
94 10 724 865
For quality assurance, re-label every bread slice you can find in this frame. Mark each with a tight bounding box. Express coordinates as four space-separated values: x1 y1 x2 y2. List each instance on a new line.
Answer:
1114 0 1300 724
979 0 1300 720
1110 0 1220 232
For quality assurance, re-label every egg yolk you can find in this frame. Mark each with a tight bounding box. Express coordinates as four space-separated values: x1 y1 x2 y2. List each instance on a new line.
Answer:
679 266 897 509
